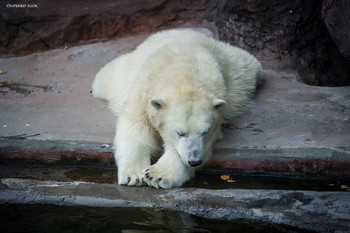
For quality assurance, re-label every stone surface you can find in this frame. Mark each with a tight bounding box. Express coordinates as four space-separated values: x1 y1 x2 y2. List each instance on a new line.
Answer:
1 178 350 232
0 32 349 177
217 0 350 86
0 0 221 55
1 34 349 147
322 0 350 61
1 139 350 178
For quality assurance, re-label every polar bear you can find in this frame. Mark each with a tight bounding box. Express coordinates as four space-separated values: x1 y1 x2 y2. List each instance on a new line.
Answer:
92 29 262 189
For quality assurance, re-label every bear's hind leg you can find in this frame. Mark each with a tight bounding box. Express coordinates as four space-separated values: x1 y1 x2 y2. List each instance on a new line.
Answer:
115 115 158 186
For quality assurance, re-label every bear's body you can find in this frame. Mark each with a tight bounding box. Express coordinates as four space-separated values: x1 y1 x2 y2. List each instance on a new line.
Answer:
92 29 262 189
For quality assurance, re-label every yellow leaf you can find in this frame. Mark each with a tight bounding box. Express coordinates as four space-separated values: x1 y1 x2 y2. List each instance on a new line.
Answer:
0 70 3 75
220 175 230 180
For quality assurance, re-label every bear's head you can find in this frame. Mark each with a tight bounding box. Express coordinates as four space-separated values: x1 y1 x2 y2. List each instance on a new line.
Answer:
149 92 226 167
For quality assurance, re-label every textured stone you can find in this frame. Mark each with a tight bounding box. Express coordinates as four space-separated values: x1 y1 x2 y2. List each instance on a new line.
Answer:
1 34 349 153
217 0 350 86
322 0 350 61
0 0 223 55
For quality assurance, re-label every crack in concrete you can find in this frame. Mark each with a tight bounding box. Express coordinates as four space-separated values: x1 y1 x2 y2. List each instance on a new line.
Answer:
0 81 53 96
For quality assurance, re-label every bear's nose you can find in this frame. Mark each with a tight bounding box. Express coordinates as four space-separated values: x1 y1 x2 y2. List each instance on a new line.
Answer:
188 160 202 167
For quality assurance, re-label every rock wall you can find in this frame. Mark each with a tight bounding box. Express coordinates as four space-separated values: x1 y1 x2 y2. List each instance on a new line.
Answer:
322 0 350 61
1 0 349 86
0 0 222 55
217 0 350 86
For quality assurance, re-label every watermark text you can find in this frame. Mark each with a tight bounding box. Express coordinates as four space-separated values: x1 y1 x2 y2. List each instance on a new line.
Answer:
6 3 39 8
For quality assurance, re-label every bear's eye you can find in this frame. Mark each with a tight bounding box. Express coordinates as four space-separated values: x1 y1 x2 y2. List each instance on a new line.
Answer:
176 131 186 137
201 130 209 136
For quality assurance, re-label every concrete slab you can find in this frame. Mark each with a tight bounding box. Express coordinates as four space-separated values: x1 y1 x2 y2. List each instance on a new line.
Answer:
1 178 349 232
1 34 147 142
1 30 350 176
1 139 349 178
219 70 350 149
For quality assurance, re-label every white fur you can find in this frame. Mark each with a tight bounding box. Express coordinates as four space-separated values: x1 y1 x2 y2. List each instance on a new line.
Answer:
92 29 262 189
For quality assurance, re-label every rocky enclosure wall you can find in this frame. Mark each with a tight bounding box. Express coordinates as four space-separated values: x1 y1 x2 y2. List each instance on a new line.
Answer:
1 0 349 86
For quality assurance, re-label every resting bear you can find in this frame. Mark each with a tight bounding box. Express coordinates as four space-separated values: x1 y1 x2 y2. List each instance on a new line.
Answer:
92 29 262 189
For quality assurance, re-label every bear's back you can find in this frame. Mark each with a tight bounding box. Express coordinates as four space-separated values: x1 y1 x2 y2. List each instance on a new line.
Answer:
97 29 261 119
137 29 261 119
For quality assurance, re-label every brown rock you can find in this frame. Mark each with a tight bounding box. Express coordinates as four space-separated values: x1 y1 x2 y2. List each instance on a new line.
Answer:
0 0 225 55
217 0 350 86
322 0 350 61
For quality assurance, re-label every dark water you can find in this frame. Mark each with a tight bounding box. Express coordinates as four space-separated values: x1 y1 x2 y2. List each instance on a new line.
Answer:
185 172 349 191
1 166 348 191
0 204 316 233
0 166 344 232
64 167 348 192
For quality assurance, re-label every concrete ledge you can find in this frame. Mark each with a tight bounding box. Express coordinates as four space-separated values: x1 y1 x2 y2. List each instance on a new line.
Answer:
1 139 349 178
208 147 350 178
0 138 114 166
1 178 349 233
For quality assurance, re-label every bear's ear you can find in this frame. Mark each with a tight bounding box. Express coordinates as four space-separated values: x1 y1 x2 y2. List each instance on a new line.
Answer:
150 98 166 110
213 99 226 110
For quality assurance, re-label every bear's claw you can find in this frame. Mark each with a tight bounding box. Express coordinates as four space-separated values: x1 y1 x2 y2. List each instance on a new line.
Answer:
118 173 144 186
142 167 175 189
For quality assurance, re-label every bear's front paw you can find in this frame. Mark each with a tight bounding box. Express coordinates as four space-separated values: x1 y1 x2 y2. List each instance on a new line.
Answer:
118 171 144 186
142 165 188 189
142 167 173 189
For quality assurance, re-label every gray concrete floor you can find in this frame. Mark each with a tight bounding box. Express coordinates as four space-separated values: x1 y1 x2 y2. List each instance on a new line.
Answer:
1 30 349 149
